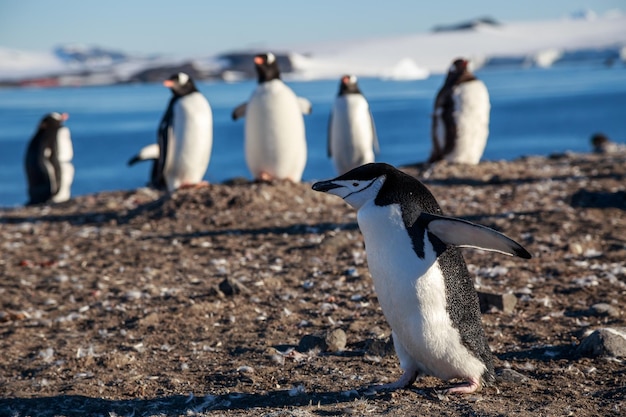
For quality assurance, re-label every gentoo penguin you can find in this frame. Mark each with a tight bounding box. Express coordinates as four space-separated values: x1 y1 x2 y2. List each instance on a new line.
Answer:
312 163 531 393
24 112 74 205
156 72 212 192
429 58 490 165
328 75 380 175
127 143 165 189
232 52 311 182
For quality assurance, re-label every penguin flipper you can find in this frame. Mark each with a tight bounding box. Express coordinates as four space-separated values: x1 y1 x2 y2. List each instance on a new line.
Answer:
232 103 247 120
297 97 312 115
369 109 380 154
422 213 532 259
327 112 333 158
128 143 160 166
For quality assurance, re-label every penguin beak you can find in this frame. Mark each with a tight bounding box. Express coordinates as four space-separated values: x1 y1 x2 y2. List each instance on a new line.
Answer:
163 80 175 88
61 113 69 121
312 180 342 193
254 56 264 65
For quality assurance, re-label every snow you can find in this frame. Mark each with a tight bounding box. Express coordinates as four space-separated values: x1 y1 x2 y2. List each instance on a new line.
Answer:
286 11 626 80
1 11 625 84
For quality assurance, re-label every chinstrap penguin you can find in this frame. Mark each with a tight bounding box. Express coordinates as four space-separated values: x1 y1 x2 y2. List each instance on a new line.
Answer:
429 58 490 165
155 72 213 192
232 52 311 182
24 112 74 205
312 163 531 394
328 75 380 175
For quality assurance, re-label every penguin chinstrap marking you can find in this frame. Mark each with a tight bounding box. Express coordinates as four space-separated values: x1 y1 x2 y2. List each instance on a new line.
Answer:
24 112 74 205
312 163 531 394
429 58 490 165
328 75 380 175
157 72 213 192
232 52 311 182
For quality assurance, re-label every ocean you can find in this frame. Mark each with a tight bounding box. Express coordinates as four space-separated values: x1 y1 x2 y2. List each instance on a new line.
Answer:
1 65 625 208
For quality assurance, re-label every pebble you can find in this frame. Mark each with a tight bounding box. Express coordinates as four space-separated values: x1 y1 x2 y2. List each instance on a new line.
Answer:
589 303 620 318
576 327 626 358
325 329 347 352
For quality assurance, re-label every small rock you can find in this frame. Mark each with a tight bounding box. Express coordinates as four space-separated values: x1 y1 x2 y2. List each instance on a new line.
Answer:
218 278 248 296
497 368 529 383
478 291 517 314
576 327 626 358
297 334 327 353
365 336 395 357
325 329 347 352
590 303 620 318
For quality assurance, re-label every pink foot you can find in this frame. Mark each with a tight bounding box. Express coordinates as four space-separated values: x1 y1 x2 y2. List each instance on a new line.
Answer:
372 370 418 392
179 181 209 189
445 377 481 394
258 172 274 182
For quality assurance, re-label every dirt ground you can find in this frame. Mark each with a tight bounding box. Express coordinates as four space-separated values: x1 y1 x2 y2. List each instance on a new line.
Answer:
1 152 625 417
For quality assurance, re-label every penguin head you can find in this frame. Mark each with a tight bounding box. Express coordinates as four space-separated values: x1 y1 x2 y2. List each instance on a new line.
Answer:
338 74 362 96
445 58 476 85
312 163 397 210
38 112 68 130
254 52 280 83
163 72 198 96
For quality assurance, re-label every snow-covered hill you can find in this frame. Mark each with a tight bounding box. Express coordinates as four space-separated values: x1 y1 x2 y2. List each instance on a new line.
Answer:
1 11 624 86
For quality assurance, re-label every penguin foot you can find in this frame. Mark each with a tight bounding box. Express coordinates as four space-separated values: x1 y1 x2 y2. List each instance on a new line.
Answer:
371 370 418 392
444 377 481 394
179 181 209 189
258 172 275 182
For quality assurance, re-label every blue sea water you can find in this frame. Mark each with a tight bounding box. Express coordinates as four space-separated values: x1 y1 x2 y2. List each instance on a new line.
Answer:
1 65 625 208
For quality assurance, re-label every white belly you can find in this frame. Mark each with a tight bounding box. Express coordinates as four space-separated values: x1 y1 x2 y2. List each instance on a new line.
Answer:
52 126 73 202
330 95 375 174
245 80 307 181
447 80 490 165
357 201 486 380
164 92 213 191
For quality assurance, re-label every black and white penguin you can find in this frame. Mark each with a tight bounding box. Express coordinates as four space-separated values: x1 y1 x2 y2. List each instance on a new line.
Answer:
328 75 379 175
312 163 531 393
156 72 212 192
24 112 74 205
232 52 311 182
429 58 490 165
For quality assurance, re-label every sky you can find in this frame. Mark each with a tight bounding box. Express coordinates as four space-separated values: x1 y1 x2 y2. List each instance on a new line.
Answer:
0 0 623 57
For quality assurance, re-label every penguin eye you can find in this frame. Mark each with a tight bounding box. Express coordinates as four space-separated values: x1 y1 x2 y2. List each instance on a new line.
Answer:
352 182 359 187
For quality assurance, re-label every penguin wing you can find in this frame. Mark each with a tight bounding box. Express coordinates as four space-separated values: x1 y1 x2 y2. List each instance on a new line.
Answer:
232 102 247 120
369 109 380 154
327 112 333 157
297 97 312 115
421 212 532 259
128 143 160 166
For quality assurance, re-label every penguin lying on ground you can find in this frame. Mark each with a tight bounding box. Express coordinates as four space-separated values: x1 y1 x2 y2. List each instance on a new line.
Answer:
430 58 490 165
328 75 379 175
312 163 531 394
232 52 311 182
24 112 74 205
151 72 213 192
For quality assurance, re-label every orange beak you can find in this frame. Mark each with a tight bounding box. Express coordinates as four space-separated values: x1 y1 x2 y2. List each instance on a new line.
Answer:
254 56 264 65
341 76 350 84
163 80 175 88
61 113 69 121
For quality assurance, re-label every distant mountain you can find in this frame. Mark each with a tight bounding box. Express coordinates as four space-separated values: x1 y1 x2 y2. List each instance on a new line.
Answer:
1 11 624 87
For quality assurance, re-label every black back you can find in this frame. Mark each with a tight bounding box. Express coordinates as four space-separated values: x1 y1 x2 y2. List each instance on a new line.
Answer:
24 113 64 205
254 53 281 83
337 162 496 382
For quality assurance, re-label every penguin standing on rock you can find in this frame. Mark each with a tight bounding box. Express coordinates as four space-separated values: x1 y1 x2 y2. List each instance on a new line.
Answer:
312 163 531 394
232 52 311 182
153 72 213 192
328 75 379 175
24 112 74 205
429 58 490 165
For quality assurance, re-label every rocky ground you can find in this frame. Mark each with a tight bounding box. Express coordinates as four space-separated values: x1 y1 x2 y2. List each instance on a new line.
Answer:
1 152 625 417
